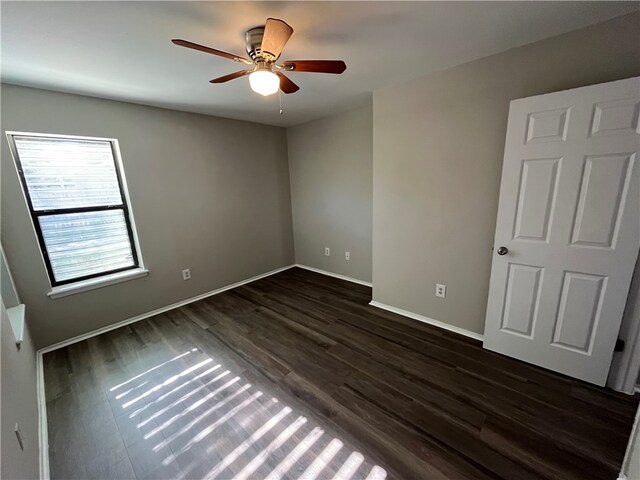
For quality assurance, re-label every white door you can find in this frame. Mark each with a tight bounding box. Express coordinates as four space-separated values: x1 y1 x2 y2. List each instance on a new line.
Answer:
484 77 640 386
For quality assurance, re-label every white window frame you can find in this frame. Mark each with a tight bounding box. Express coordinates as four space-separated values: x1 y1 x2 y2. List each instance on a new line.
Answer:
6 131 148 299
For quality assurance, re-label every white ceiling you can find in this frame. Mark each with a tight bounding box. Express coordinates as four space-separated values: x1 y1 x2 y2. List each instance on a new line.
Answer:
1 1 638 127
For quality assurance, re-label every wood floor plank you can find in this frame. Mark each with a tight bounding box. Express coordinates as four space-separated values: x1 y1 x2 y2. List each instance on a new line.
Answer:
43 267 638 480
206 317 292 383
330 383 504 480
480 415 618 480
328 343 488 431
280 371 442 480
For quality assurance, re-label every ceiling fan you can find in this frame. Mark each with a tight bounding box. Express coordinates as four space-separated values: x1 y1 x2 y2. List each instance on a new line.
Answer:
172 18 346 97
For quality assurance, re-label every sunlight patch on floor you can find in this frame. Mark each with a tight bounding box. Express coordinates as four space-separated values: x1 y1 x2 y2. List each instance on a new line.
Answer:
109 350 193 391
110 347 387 480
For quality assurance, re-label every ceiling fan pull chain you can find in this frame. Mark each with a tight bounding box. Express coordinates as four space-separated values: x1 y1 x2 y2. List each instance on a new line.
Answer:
278 88 284 115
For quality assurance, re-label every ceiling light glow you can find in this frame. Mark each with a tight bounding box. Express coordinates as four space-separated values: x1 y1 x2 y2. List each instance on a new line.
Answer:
249 70 279 96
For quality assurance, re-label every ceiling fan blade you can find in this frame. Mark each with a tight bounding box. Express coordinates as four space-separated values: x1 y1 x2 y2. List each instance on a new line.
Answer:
172 39 252 65
276 72 299 94
210 69 253 84
261 18 293 60
281 60 346 74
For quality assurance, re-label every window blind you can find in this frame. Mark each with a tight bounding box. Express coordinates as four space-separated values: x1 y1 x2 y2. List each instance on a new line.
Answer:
10 134 139 285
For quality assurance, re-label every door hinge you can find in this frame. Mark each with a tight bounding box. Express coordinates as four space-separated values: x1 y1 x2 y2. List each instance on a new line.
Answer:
615 339 625 352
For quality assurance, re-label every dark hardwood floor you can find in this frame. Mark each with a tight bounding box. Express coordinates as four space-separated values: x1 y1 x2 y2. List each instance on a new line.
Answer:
44 267 639 480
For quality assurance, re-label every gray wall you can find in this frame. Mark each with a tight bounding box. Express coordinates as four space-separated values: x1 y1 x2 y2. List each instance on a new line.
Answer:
288 102 373 282
372 13 640 335
1 84 294 348
1 299 40 480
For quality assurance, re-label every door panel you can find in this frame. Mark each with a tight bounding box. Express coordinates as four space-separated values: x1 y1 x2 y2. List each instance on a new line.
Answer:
525 108 570 144
571 154 635 248
590 98 639 137
552 271 605 353
514 158 560 241
500 263 543 338
484 77 640 386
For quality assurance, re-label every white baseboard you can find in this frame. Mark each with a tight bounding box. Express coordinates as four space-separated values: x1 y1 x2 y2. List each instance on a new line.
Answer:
38 264 295 355
35 263 296 479
635 384 640 394
36 352 49 480
34 262 369 477
369 300 484 342
294 264 372 287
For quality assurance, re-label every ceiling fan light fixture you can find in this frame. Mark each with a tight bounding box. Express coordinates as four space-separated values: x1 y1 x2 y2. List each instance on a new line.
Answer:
173 17 346 97
249 70 279 96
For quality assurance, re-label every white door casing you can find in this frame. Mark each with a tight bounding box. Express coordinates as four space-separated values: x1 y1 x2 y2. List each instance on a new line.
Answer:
484 77 640 386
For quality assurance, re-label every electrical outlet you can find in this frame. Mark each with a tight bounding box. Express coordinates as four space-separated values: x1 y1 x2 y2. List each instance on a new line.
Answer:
345 251 351 261
182 268 191 281
436 284 446 298
325 247 330 256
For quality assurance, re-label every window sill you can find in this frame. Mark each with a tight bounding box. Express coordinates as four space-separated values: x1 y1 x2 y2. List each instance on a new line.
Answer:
7 304 26 346
47 268 149 299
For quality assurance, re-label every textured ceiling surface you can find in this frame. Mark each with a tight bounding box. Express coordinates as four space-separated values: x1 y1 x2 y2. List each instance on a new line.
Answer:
1 1 637 126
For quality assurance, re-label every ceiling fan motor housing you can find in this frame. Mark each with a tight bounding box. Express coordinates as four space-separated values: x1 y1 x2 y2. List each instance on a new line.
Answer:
246 26 269 62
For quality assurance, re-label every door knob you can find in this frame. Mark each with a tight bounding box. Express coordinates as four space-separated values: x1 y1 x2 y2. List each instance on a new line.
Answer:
497 246 509 256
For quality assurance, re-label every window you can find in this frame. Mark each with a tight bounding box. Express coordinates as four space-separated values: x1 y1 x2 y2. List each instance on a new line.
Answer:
7 132 143 288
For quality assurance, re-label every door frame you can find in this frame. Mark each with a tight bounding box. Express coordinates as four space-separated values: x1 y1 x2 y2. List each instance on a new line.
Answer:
607 253 640 394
